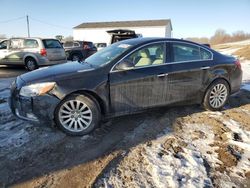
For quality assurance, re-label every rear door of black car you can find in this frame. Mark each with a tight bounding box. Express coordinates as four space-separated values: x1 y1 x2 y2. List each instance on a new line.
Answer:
166 41 213 103
109 42 171 114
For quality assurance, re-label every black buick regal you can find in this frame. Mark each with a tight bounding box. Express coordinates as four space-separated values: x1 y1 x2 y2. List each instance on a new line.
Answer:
9 38 242 136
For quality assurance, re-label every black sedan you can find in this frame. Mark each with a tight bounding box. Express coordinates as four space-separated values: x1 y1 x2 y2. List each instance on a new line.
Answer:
9 38 242 136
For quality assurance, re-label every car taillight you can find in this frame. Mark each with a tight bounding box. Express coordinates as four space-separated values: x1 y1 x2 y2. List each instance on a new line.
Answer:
235 59 241 70
40 48 47 56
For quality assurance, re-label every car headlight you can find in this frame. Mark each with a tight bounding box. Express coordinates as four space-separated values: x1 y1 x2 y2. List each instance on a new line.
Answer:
20 82 56 97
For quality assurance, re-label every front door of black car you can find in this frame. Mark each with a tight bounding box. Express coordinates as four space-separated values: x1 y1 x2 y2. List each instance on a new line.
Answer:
109 42 170 114
166 42 213 103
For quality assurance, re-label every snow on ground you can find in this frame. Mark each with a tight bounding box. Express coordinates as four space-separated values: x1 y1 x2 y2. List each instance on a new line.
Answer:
97 108 250 187
214 39 250 56
220 39 250 46
0 82 32 158
0 77 14 90
219 48 241 56
143 127 214 188
241 60 250 92
223 119 250 175
241 60 250 81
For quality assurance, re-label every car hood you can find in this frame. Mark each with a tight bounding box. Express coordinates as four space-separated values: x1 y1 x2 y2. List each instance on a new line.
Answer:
20 61 94 84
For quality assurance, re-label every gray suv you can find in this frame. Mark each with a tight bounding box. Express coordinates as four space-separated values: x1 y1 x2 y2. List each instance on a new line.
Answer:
0 38 67 71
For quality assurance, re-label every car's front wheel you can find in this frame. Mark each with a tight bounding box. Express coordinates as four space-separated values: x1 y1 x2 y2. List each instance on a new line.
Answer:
203 79 230 111
55 94 101 136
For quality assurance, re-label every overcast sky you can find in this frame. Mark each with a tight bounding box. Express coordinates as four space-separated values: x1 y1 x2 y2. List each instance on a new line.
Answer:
0 0 250 39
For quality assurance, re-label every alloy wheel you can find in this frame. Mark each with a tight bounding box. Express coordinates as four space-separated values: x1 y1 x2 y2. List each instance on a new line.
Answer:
58 100 93 132
27 60 36 70
209 84 228 108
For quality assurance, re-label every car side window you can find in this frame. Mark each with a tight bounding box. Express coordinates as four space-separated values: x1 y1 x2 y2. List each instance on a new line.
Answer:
24 39 39 48
0 40 8 50
172 42 212 62
9 39 23 49
200 48 212 60
125 43 165 68
172 43 201 62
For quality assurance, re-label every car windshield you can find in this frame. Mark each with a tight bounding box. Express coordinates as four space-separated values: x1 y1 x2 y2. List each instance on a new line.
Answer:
84 42 133 67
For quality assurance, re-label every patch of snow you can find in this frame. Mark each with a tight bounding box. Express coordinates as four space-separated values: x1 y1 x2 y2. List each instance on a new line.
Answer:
223 119 250 179
0 89 9 99
181 124 221 165
144 135 213 188
241 84 250 91
0 127 30 148
203 111 223 116
221 39 250 46
0 77 15 90
219 48 241 56
241 60 250 83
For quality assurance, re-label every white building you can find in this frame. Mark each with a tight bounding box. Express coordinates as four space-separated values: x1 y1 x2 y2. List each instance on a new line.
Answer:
73 19 172 45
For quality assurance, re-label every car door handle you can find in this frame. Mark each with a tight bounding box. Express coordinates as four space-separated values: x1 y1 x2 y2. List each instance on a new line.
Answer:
200 66 210 70
157 73 168 78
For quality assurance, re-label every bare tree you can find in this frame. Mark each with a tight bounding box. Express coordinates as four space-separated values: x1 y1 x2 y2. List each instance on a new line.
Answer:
63 35 73 42
185 37 209 44
210 29 231 44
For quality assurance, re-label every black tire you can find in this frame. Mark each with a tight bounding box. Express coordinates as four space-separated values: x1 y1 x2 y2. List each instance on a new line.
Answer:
71 53 82 62
203 79 230 111
25 57 38 71
55 94 101 136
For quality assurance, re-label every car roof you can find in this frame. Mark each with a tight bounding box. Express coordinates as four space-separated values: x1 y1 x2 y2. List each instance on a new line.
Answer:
8 37 60 41
119 37 212 50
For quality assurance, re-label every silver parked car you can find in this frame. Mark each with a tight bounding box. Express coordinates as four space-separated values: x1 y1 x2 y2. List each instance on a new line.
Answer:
0 38 67 71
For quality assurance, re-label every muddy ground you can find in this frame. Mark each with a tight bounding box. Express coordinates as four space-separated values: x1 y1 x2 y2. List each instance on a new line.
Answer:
0 76 250 187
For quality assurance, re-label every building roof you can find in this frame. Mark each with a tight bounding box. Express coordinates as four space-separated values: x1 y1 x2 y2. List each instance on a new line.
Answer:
74 19 172 30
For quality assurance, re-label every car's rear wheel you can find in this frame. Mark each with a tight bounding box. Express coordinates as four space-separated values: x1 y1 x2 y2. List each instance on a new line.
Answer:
55 94 101 136
71 54 82 62
25 57 38 71
203 79 229 111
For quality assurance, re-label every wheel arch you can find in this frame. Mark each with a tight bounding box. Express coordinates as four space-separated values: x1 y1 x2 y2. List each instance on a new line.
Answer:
23 54 38 64
202 77 231 103
59 89 107 116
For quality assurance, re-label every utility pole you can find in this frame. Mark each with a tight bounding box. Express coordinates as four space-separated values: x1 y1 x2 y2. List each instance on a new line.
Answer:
26 15 30 37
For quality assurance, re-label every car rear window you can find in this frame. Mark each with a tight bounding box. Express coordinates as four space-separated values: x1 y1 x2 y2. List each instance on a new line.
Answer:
24 39 39 48
42 39 62 49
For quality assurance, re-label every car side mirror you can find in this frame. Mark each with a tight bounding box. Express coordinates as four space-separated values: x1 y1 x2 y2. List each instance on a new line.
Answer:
116 59 134 70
